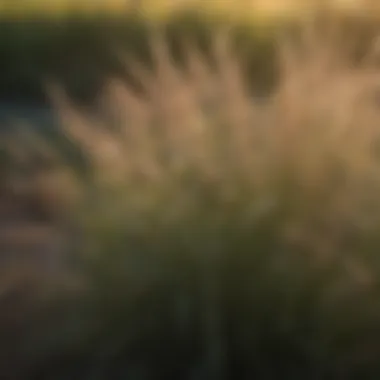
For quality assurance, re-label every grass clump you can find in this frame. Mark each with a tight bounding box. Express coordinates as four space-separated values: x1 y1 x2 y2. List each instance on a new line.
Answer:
4 13 380 379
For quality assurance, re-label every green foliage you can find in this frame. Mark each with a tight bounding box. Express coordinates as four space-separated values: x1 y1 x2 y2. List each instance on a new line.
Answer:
1 10 380 105
0 11 295 103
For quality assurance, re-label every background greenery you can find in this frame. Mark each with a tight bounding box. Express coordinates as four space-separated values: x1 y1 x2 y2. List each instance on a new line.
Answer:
1 4 379 104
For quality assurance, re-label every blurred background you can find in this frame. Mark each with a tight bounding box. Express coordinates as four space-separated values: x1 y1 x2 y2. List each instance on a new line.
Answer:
3 1 380 379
